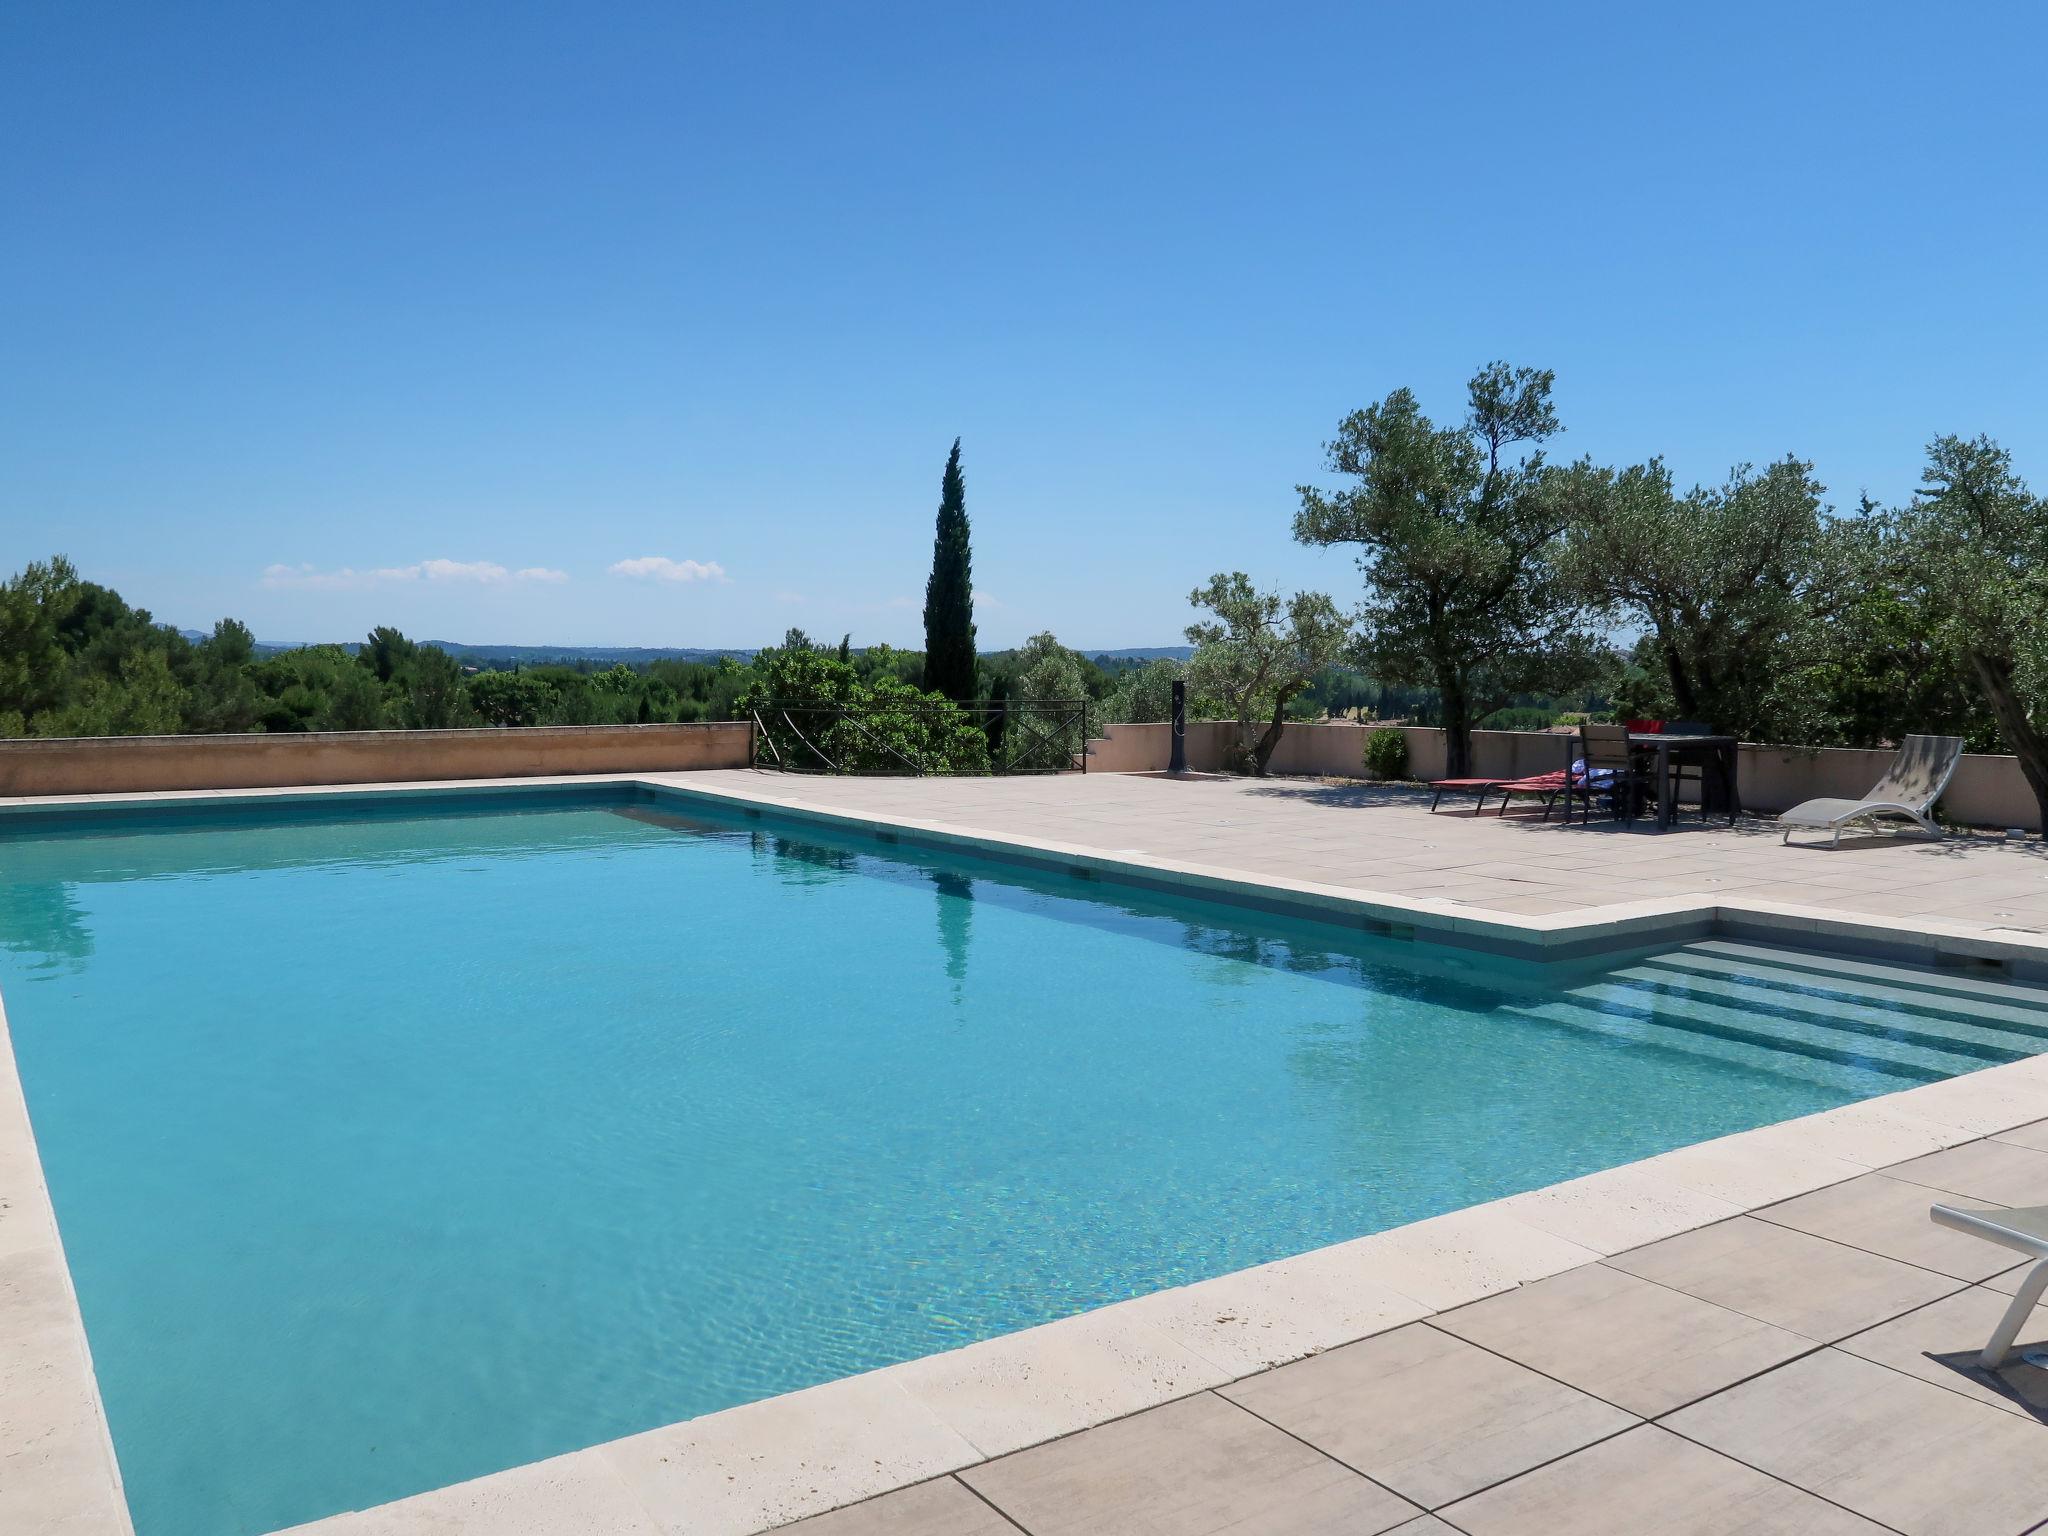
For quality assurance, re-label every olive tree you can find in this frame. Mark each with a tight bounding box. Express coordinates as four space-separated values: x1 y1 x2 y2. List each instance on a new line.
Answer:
1185 572 1349 775
1010 631 1096 767
1101 657 1185 724
1898 436 2048 829
1295 363 1599 778
1560 456 1849 741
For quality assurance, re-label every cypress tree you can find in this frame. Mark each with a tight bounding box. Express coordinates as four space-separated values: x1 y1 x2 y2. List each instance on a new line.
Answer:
922 438 976 703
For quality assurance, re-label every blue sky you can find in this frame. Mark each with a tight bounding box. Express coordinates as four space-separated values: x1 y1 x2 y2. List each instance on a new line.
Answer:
3 3 2043 650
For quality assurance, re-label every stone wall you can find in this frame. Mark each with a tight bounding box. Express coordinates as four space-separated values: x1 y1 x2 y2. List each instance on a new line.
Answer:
1088 721 2042 831
0 721 755 797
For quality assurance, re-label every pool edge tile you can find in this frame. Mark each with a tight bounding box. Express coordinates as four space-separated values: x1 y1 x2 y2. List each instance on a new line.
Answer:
1116 1246 1435 1376
882 1306 1230 1460
595 1370 980 1536
0 993 133 1536
1497 1163 1747 1256
1320 1204 1605 1313
268 1446 662 1535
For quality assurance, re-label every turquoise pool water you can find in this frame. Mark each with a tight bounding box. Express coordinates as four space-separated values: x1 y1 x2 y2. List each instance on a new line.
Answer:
1 786 2041 1536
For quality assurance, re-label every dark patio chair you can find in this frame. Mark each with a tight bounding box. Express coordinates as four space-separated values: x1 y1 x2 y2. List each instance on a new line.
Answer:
1562 722 1651 825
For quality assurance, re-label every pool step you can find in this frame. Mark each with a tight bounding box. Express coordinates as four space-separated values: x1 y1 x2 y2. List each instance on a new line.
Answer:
1638 937 2048 1036
1479 935 2048 1094
1503 992 1951 1087
1602 965 2048 1055
1563 978 2014 1082
1680 939 2048 1015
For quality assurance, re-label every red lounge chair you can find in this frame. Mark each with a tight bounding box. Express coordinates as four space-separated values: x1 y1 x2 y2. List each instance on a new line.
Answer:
1487 770 1570 817
1428 777 1502 812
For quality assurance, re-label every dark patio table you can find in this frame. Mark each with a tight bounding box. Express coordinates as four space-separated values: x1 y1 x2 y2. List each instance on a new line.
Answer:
1628 732 1741 830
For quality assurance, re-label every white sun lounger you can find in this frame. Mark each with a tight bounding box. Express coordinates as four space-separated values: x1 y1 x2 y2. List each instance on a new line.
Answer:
1778 733 1965 847
1929 1202 2048 1368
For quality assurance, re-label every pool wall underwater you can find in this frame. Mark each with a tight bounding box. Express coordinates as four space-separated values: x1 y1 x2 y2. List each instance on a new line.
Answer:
5 772 2048 1536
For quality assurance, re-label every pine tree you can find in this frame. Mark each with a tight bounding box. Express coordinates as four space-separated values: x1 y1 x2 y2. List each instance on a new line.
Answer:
922 438 976 703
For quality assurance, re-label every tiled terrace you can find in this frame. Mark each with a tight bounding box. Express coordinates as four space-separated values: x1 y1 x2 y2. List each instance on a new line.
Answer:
781 1122 2048 1536
675 768 2048 934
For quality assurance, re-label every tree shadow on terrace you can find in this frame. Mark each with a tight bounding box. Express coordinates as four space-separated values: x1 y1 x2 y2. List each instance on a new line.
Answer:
1233 775 2048 860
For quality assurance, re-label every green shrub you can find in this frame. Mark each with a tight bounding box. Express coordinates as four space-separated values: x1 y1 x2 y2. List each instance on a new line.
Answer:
736 643 990 774
1364 725 1409 780
1478 706 1559 732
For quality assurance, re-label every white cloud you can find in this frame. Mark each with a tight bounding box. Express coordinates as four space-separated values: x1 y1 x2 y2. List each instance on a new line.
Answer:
261 560 569 590
261 563 412 591
774 590 807 605
608 556 729 584
419 559 506 583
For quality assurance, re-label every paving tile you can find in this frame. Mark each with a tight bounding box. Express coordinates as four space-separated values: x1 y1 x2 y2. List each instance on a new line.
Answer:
1837 1285 2048 1421
1383 1521 1461 1536
1604 1216 1961 1342
1465 892 1583 914
1219 1321 1636 1510
1431 1263 1813 1416
776 1477 1018 1536
959 1391 1417 1536
1664 1348 2048 1535
1993 1117 2048 1152
888 1305 1227 1459
1756 1173 2024 1281
1980 1258 2048 1297
1439 1424 1889 1535
1884 1137 2048 1206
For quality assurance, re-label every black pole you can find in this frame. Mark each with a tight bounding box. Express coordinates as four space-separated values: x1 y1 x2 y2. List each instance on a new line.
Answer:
1169 680 1188 774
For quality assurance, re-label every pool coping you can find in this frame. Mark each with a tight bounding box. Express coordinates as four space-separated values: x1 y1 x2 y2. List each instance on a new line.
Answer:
4 771 2048 1536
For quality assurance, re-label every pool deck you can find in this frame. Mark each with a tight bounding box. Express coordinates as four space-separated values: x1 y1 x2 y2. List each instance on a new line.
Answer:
7 768 2048 1536
675 768 2048 939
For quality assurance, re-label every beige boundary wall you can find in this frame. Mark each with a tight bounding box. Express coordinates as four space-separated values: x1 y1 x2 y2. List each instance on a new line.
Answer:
0 721 755 797
1090 720 2044 831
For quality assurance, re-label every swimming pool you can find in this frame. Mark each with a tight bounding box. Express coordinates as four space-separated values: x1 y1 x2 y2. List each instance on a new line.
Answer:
3 784 2044 1536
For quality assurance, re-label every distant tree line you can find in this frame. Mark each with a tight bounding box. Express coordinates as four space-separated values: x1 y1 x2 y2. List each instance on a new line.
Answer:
9 399 2045 816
